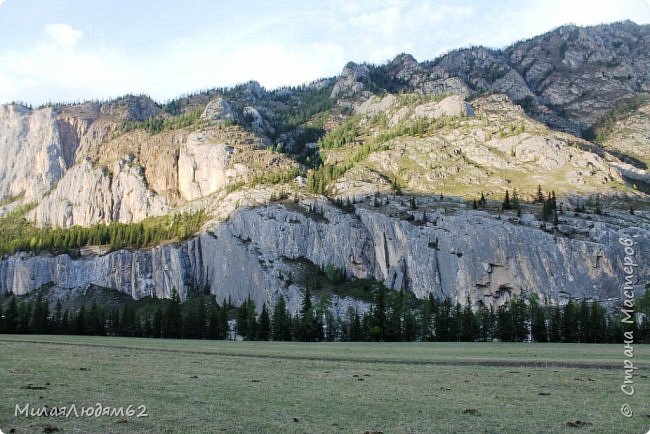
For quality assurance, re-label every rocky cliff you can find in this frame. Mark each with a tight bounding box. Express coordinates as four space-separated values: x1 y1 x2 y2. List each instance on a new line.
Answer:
0 105 72 206
28 158 170 227
2 200 647 310
0 22 649 310
334 21 650 136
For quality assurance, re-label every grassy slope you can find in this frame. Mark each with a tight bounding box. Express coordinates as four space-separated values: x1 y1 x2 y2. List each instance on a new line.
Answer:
1 336 649 434
313 97 643 202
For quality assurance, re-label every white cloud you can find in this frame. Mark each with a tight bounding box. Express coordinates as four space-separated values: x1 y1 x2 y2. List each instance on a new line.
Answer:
0 23 347 106
44 24 83 49
341 1 475 64
0 30 138 104
0 1 648 106
159 37 346 94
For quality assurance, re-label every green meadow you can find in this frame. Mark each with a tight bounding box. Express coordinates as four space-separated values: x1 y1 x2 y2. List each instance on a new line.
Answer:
1 336 649 433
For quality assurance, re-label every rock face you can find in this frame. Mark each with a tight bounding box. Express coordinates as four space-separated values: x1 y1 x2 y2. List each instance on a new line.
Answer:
504 22 650 132
99 95 160 122
0 105 73 203
411 95 475 120
341 94 630 199
201 97 236 122
331 62 371 98
600 102 650 169
0 22 649 311
29 158 169 227
2 202 647 309
242 106 271 135
178 131 235 201
341 21 649 135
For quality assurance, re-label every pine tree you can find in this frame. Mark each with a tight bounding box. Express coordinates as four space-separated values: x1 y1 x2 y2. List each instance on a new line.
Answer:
313 295 329 341
182 302 199 339
548 305 562 342
403 310 417 341
75 305 86 335
577 299 590 343
536 185 544 203
257 303 271 341
31 295 49 334
163 289 183 338
542 194 553 222
61 310 70 334
479 192 487 208
53 299 63 334
107 308 120 336
31 297 43 334
208 303 229 340
246 297 258 340
530 299 547 342
589 303 606 343
120 304 137 337
219 304 229 339
562 300 578 343
5 296 18 333
371 285 388 341
299 288 319 341
460 297 477 341
87 302 104 336
419 294 435 341
272 295 291 341
435 298 451 341
152 307 163 338
345 307 361 341
450 302 462 341
496 304 512 341
141 315 153 337
325 309 337 341
207 306 221 339
511 189 520 210
551 191 557 209
197 297 207 339
476 304 496 341
509 296 528 341
502 190 512 210
237 299 249 338
387 289 404 341
235 296 258 340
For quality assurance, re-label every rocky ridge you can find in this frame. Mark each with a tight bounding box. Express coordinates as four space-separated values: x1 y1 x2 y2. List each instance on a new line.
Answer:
1 199 648 311
0 22 649 309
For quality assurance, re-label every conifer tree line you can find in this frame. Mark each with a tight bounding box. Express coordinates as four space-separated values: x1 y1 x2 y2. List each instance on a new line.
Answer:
469 185 566 223
2 287 648 344
0 290 230 339
0 210 206 256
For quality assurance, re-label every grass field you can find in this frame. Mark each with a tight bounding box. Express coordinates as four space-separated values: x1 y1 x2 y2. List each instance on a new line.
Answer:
1 336 649 434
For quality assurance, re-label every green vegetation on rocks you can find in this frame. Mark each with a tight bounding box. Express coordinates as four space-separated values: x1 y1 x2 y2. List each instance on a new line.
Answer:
121 107 208 135
583 94 648 142
0 206 207 256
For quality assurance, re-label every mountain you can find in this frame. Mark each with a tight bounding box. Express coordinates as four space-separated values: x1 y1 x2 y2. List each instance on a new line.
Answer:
0 21 648 313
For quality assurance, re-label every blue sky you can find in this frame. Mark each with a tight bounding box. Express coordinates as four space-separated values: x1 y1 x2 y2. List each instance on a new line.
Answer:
1 0 649 105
